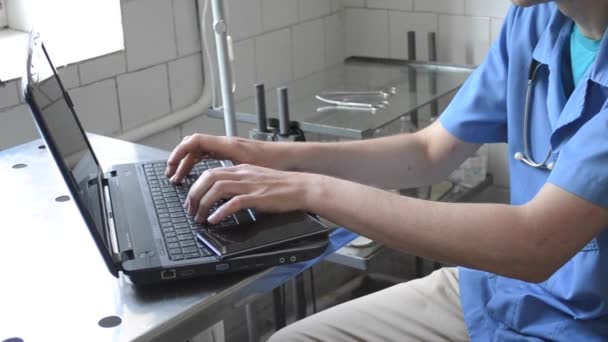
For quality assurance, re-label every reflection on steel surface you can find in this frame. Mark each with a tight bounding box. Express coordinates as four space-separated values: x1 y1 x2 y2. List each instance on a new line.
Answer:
231 58 474 139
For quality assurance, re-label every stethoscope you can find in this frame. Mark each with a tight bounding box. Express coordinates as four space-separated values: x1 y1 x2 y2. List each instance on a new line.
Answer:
513 59 556 170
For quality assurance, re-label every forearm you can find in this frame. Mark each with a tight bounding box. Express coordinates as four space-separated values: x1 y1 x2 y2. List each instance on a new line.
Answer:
274 122 477 189
305 175 566 282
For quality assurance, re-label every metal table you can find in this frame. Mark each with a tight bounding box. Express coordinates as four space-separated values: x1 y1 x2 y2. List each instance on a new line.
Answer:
209 57 474 140
0 134 356 342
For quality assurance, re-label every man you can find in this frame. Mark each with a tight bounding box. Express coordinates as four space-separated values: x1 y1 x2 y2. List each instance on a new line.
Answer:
165 0 608 340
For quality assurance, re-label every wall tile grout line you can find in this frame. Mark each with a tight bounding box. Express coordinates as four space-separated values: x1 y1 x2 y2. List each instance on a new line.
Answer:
165 61 174 113
232 12 343 44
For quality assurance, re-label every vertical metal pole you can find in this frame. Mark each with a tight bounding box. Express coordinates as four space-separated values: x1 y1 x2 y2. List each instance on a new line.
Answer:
407 31 417 61
277 87 290 136
255 84 268 133
428 32 439 119
211 0 237 137
309 268 318 313
273 287 286 330
291 274 307 320
245 303 258 342
407 31 419 128
428 32 437 62
408 30 422 273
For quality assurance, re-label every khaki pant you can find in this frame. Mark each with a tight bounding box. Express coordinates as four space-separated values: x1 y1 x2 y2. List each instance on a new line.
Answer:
269 267 469 342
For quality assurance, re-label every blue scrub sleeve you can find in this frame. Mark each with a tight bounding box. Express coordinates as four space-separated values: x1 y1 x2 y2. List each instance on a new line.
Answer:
439 6 516 144
548 108 608 208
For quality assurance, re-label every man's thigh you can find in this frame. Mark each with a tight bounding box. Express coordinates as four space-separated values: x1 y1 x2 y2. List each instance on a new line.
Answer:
269 267 469 342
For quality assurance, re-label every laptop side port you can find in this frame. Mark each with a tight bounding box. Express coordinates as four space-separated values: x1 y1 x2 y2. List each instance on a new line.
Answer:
180 269 195 278
161 269 177 280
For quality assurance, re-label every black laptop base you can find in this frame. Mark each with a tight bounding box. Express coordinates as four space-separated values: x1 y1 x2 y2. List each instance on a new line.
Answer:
124 233 329 285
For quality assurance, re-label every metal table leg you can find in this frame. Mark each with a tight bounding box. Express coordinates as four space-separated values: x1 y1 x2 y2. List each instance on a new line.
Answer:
245 303 258 342
292 273 307 320
273 286 286 330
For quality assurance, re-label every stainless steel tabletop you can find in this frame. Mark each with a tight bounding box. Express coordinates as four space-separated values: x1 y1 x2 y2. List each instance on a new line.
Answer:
213 58 473 139
0 134 356 342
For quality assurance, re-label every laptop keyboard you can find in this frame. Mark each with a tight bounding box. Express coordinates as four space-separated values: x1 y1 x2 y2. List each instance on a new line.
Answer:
143 160 255 261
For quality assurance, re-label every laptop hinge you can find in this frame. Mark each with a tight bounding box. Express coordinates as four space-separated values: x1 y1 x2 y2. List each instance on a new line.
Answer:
101 175 128 266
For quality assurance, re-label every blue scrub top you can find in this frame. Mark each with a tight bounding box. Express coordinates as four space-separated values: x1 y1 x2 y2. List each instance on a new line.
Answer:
440 4 608 341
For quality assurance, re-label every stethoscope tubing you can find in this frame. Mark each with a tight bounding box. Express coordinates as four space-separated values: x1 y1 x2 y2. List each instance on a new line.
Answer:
515 59 555 170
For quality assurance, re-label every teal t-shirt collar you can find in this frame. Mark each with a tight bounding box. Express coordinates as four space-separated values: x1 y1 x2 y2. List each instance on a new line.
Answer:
572 24 602 52
570 24 602 87
533 11 608 87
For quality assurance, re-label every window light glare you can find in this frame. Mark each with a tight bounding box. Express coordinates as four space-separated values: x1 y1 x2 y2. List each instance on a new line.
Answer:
23 0 123 67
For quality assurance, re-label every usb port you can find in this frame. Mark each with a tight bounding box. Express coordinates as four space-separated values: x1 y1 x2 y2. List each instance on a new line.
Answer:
161 269 176 280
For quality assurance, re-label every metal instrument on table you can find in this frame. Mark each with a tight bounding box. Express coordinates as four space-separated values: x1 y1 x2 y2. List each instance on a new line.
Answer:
315 87 397 113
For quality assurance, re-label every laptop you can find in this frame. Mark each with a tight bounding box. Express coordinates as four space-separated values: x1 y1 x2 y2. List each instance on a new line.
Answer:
23 33 329 285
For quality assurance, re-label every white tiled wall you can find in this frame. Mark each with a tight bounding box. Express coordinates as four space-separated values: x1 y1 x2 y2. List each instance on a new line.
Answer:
70 79 122 136
122 0 178 72
168 53 204 112
261 0 299 32
117 64 172 131
79 52 127 86
343 0 510 65
0 0 344 152
293 19 326 79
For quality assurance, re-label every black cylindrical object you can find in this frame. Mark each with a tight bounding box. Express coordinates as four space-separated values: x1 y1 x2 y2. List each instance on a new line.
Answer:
428 32 437 62
255 83 268 133
407 31 416 61
428 32 439 118
409 68 419 128
408 32 418 127
277 87 290 136
408 67 418 92
430 79 439 118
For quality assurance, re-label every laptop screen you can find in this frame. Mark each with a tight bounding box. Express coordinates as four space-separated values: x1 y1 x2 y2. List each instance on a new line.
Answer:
25 35 112 264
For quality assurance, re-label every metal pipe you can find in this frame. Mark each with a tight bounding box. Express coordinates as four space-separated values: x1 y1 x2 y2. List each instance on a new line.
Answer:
245 303 258 342
277 87 290 136
428 32 437 62
407 31 418 128
211 0 237 137
273 286 286 330
428 32 439 118
118 0 214 142
408 65 419 128
292 274 307 320
255 83 268 133
407 31 416 61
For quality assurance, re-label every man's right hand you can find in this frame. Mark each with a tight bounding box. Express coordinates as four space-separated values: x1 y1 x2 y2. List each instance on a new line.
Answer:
164 134 276 184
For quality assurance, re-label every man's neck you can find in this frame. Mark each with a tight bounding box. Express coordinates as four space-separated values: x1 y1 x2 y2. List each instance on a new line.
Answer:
556 0 608 39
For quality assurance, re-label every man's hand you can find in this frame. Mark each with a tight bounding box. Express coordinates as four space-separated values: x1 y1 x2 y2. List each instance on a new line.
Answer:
165 134 279 184
183 164 319 224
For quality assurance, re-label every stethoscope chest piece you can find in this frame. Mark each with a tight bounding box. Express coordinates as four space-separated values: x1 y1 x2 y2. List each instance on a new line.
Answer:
514 151 555 170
